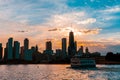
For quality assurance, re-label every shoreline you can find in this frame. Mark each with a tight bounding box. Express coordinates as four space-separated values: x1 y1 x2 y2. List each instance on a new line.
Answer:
1 56 120 65
1 62 120 65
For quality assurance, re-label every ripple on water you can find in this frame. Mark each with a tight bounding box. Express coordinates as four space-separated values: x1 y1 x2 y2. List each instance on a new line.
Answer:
0 65 120 80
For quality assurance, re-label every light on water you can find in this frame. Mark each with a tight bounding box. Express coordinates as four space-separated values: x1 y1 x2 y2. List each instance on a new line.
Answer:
0 65 120 80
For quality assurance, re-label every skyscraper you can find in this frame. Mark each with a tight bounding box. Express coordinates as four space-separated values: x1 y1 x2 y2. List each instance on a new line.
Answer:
13 41 20 59
4 42 8 60
0 43 3 60
85 47 89 54
68 31 76 58
62 38 67 58
46 41 52 50
24 38 34 61
24 38 29 51
78 46 84 55
35 45 38 52
69 31 74 47
20 46 24 60
62 38 67 54
74 41 77 53
7 37 13 60
44 41 53 55
56 49 62 57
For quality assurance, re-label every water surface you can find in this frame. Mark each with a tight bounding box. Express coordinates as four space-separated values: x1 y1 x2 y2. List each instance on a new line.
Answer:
0 64 120 80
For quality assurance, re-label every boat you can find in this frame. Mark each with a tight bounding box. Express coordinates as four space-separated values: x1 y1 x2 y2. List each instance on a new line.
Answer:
71 55 96 68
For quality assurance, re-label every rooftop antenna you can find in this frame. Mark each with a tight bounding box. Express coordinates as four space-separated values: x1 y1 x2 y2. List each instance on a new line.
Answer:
70 23 74 32
71 23 72 28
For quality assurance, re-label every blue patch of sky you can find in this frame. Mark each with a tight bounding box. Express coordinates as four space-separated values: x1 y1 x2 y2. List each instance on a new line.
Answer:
67 0 120 9
100 25 120 35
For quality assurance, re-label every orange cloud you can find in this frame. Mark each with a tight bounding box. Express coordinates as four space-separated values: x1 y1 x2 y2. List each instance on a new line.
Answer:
79 28 102 35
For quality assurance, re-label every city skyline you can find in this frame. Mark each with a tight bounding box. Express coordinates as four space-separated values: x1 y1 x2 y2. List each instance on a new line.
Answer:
0 0 120 54
0 31 119 57
0 31 100 62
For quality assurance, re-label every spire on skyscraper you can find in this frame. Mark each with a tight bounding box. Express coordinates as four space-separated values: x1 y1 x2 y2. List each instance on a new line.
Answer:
68 31 76 58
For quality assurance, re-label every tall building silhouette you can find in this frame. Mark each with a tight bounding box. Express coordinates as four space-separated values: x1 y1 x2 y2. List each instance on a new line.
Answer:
46 41 52 50
62 38 67 54
85 47 89 54
35 45 38 52
20 46 24 60
24 38 29 51
44 41 53 55
62 38 67 58
56 49 62 57
4 43 8 60
0 43 3 60
13 41 20 59
7 37 13 60
24 46 36 61
74 41 77 53
68 31 76 57
24 38 34 61
78 46 84 55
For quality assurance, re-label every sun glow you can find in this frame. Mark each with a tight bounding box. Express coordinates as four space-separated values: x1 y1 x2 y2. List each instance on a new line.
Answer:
60 27 82 36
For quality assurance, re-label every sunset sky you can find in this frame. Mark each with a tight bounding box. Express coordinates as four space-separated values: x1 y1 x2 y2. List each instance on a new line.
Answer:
0 0 120 55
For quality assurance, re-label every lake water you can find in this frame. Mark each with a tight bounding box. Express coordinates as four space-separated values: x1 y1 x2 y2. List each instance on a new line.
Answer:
0 64 120 80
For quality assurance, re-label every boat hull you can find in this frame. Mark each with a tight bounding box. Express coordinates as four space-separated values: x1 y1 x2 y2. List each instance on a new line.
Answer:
71 65 96 68
70 56 96 68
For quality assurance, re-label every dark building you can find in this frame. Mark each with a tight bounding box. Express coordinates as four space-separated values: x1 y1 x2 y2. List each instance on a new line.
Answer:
78 46 84 55
20 46 24 60
0 43 3 60
62 38 67 54
24 38 29 51
68 31 76 57
7 37 13 60
4 43 8 60
23 38 29 60
31 46 36 52
74 41 77 53
23 39 34 61
24 49 34 61
44 41 53 55
46 41 52 50
35 45 38 52
24 46 36 61
85 47 89 54
13 41 20 59
56 49 62 57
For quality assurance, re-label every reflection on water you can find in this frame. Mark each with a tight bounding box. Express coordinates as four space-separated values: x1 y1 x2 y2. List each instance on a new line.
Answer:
0 65 120 80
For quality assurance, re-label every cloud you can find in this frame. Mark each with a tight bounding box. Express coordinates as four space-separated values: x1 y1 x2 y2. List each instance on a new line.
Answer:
48 28 59 31
79 28 102 34
46 11 98 31
77 41 120 55
17 30 28 33
76 18 96 25
47 27 101 35
101 5 120 13
89 5 120 30
0 0 69 25
98 32 120 44
0 0 14 5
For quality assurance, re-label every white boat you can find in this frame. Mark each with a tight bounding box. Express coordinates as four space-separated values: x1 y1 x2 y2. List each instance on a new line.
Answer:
71 55 96 68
